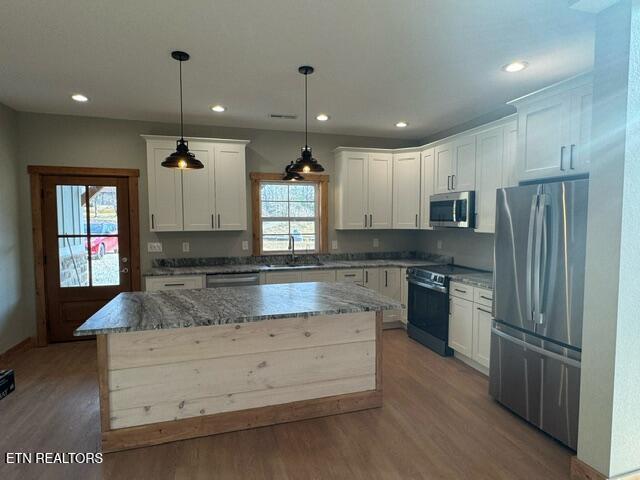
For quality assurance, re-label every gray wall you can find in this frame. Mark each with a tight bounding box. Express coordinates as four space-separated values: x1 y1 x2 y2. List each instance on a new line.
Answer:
0 103 29 353
418 230 494 271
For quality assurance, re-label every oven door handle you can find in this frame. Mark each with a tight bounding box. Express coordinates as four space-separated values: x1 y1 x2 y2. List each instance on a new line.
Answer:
408 278 447 293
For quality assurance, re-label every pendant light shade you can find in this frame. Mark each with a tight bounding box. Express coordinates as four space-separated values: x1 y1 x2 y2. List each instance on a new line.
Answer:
162 51 203 170
283 161 305 181
282 65 324 179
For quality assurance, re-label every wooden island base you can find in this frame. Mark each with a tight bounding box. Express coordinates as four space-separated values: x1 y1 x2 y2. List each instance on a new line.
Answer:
97 311 382 453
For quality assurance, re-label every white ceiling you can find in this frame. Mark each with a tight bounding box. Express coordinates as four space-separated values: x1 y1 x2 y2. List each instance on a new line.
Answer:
0 0 595 140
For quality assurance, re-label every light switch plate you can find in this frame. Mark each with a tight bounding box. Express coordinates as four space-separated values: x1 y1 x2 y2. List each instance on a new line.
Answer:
182 242 190 253
331 240 338 250
373 238 379 248
147 242 163 253
242 240 249 251
437 240 443 249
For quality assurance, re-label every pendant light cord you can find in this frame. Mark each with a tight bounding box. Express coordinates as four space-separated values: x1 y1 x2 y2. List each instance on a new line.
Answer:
179 58 184 141
304 71 308 149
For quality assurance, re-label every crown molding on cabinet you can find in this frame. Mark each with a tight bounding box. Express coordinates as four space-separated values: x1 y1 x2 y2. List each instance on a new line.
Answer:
507 72 593 106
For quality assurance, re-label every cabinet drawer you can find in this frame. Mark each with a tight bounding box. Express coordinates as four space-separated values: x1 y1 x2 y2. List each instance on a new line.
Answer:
336 269 364 284
300 270 336 283
449 282 473 301
145 275 205 292
474 287 494 308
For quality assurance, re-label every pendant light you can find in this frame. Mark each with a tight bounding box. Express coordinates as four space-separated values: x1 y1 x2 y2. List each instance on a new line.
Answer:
162 51 204 170
286 65 325 176
283 161 304 181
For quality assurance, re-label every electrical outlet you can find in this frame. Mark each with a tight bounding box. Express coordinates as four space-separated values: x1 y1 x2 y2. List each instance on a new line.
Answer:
182 242 190 253
242 240 249 251
373 238 379 248
437 240 443 250
331 240 338 250
147 242 163 253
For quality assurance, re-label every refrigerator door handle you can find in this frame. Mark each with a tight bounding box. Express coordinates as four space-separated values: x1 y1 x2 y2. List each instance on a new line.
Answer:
533 194 548 325
492 326 581 369
526 194 539 323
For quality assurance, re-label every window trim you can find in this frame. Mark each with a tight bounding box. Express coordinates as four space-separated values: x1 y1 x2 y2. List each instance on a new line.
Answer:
250 172 329 256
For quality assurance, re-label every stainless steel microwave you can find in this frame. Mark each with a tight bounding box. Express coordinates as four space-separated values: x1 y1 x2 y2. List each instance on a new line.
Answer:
429 191 475 228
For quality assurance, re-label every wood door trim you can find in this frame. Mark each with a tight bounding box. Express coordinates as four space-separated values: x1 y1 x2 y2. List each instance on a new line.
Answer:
28 165 139 177
28 166 141 346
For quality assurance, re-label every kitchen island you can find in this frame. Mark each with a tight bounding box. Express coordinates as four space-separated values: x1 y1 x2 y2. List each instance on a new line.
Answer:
75 282 400 453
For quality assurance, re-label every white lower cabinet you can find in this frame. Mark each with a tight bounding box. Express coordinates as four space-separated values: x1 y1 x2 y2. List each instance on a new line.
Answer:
336 269 364 285
300 270 336 283
264 271 302 284
363 268 380 290
449 284 493 373
145 275 205 292
473 305 493 368
448 296 474 357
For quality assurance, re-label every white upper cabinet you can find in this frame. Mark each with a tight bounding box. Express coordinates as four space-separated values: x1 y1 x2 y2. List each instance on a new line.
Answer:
420 148 435 230
213 143 247 231
452 135 476 192
392 151 421 229
146 143 183 232
434 143 454 194
475 127 504 234
182 142 215 231
502 121 519 188
144 136 249 232
334 150 392 230
368 152 393 229
510 74 593 182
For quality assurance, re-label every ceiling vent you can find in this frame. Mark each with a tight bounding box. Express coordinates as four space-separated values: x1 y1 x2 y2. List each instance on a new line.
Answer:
269 113 298 120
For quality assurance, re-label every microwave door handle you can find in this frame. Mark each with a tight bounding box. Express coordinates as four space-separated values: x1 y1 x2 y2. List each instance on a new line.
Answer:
452 200 457 223
526 194 538 323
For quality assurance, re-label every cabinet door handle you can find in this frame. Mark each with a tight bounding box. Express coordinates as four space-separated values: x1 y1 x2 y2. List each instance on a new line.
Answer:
560 146 566 171
454 288 467 294
447 175 451 190
164 283 185 287
365 270 368 283
211 214 215 229
218 214 221 228
480 295 493 301
344 274 356 278
569 144 576 170
370 214 372 228
415 214 418 228
151 214 155 230
477 306 493 315
364 214 367 228
385 271 388 287
451 174 456 190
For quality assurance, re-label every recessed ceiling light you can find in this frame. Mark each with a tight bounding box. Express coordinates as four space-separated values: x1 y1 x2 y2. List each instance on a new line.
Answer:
502 61 528 73
316 113 330 122
71 93 89 102
211 105 226 113
395 121 408 128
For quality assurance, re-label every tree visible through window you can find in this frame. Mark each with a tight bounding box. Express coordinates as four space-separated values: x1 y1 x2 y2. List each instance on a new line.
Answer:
260 182 318 253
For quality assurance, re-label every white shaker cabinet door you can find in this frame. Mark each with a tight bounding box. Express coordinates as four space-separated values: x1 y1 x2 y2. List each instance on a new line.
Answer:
420 148 435 230
336 152 368 229
473 304 493 369
182 143 215 231
434 143 454 194
448 296 473 357
147 144 183 231
475 127 503 234
368 152 393 229
213 144 247 230
392 152 421 229
452 135 476 192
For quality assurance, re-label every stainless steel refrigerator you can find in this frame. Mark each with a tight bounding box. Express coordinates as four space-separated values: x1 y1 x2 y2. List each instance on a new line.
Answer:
489 178 588 450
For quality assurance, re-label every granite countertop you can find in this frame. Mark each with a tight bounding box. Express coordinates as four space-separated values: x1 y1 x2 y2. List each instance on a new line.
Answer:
74 282 402 336
145 259 441 277
449 271 494 290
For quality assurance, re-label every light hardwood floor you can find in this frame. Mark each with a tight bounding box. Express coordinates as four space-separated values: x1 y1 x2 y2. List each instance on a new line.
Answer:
0 330 572 480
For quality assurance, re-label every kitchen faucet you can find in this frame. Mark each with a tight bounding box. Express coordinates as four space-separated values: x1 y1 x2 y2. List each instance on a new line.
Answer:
288 234 296 263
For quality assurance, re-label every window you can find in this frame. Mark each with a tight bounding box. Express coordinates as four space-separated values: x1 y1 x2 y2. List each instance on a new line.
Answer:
251 173 328 255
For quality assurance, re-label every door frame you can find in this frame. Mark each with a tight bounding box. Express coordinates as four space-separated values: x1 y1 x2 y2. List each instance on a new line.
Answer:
28 165 141 346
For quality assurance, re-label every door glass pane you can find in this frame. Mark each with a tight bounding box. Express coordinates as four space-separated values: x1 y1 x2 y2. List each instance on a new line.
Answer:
91 237 120 286
89 186 118 234
56 185 87 235
58 237 89 287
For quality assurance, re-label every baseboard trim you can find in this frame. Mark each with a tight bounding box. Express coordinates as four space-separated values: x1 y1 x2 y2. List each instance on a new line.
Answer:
571 457 640 480
0 337 35 363
101 389 382 453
